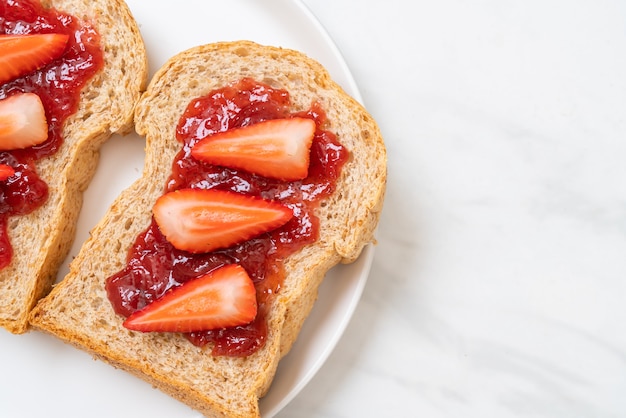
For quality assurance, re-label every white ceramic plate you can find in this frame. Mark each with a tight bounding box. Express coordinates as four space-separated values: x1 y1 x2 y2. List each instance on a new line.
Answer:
0 1 374 417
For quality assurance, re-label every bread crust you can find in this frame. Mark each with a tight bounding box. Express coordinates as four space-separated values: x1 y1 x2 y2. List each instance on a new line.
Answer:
30 41 386 417
0 0 147 334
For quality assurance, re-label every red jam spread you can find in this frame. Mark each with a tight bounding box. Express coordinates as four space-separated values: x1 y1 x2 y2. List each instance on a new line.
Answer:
106 78 349 357
0 0 103 268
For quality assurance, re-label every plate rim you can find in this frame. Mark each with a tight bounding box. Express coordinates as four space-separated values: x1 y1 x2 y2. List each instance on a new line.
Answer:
0 1 374 417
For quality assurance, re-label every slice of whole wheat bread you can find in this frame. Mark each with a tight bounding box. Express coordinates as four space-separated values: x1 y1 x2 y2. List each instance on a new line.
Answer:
0 0 147 334
29 41 386 417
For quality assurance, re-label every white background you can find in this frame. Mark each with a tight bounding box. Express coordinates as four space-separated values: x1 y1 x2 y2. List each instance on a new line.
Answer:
1 1 625 417
282 1 626 417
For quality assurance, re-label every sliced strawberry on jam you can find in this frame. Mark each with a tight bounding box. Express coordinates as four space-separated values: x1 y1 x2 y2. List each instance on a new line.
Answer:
191 117 316 181
0 165 15 181
153 188 293 253
0 33 69 84
0 93 49 150
123 264 258 333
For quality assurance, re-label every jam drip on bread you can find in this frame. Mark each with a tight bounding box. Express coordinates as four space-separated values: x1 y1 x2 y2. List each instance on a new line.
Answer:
0 0 103 268
105 78 349 357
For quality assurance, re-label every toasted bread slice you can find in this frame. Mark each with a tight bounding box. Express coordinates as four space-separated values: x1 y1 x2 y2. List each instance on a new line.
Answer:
30 41 386 417
0 0 147 334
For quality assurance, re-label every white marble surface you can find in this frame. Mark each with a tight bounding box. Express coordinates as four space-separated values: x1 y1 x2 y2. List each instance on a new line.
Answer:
281 1 626 417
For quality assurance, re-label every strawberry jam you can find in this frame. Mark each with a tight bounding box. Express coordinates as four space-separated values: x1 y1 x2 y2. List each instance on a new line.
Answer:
106 78 349 357
0 0 103 268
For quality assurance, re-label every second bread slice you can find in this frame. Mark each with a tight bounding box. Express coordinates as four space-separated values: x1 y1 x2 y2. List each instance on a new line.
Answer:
30 41 386 418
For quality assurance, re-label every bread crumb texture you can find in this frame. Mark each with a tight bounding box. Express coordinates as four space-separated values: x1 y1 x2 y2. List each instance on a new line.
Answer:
30 41 386 417
0 0 147 334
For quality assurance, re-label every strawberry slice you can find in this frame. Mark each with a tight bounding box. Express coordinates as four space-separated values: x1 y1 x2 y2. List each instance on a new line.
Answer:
0 164 15 181
0 93 49 150
153 188 293 253
123 264 258 333
191 117 316 181
0 33 69 84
